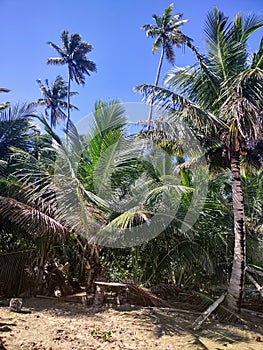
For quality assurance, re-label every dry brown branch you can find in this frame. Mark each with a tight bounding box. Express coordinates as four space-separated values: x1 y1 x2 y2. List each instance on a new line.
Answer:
127 283 173 307
246 272 263 297
192 293 225 330
246 266 263 278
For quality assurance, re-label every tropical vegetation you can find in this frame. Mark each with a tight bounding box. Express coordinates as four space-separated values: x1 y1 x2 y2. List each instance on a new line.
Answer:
0 5 262 317
136 7 263 311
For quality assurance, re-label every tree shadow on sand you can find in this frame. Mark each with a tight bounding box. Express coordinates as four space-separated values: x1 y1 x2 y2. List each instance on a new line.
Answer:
12 297 263 350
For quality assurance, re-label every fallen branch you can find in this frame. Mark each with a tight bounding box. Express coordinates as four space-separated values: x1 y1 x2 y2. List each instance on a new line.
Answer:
192 293 225 330
241 308 263 318
144 306 200 315
35 295 59 300
127 283 172 307
245 272 263 297
246 266 263 278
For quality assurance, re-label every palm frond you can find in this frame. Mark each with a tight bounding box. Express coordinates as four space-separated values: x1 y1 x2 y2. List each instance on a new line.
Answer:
0 196 67 236
251 37 263 68
46 57 65 65
135 83 224 131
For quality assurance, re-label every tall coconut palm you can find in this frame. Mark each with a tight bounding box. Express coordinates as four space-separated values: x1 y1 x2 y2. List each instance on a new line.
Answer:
34 76 78 129
136 8 263 311
47 31 96 133
141 3 190 130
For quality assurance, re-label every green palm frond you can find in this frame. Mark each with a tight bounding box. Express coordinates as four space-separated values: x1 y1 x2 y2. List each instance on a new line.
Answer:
0 103 38 160
105 208 152 230
235 13 263 41
135 83 223 131
78 100 127 195
10 116 108 243
141 3 190 62
252 37 263 68
92 100 127 134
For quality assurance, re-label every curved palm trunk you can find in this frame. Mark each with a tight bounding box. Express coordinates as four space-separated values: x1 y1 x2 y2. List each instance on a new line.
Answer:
225 149 246 312
147 46 165 132
65 67 71 137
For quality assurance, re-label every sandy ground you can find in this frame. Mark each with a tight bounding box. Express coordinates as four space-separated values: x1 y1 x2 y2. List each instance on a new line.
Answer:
0 298 263 350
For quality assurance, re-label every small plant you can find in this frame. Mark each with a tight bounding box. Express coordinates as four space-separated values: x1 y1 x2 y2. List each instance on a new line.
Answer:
91 327 100 336
102 331 112 341
91 327 112 342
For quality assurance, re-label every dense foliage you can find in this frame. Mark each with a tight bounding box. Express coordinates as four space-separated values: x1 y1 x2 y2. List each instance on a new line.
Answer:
0 8 262 313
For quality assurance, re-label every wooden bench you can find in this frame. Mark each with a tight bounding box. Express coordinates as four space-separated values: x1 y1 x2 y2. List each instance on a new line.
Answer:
93 281 129 306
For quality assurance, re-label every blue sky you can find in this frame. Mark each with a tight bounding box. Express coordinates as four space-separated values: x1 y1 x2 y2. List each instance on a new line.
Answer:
1 0 262 125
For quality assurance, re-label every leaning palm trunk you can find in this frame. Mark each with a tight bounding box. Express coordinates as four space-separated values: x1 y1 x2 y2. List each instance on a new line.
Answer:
147 46 165 131
225 149 246 311
66 67 71 136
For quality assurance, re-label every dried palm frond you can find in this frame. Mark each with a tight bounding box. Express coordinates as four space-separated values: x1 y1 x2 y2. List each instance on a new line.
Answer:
0 196 67 236
0 251 30 296
127 283 173 307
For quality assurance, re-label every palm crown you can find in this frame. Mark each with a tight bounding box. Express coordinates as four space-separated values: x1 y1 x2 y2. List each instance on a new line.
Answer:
141 3 190 65
47 31 96 133
35 76 78 129
141 3 191 131
47 31 96 85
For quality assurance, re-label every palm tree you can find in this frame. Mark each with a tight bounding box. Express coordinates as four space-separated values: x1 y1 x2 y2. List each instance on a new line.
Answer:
47 31 96 132
136 8 263 311
141 3 190 130
0 103 38 160
78 100 128 193
0 110 106 294
34 76 78 129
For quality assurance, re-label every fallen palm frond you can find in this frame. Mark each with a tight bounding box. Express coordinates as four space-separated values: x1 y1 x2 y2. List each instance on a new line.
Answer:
127 283 173 307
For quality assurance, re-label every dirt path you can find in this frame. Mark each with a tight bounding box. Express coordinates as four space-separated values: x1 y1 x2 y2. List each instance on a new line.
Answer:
0 298 263 349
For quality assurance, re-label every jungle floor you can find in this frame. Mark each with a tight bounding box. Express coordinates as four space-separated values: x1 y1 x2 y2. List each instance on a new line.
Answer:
0 296 263 350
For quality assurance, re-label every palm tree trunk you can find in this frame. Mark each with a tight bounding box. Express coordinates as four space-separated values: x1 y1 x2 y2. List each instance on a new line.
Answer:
65 67 71 136
147 46 165 132
225 149 246 312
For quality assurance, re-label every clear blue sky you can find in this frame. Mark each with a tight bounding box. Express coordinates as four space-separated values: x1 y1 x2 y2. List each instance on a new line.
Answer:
1 0 262 125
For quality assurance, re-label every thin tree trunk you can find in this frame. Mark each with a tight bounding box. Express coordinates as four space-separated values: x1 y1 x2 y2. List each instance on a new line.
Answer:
65 67 71 137
146 46 165 132
225 149 246 312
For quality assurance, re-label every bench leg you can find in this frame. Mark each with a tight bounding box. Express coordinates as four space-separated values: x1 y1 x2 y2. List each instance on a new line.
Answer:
116 286 128 306
93 285 105 306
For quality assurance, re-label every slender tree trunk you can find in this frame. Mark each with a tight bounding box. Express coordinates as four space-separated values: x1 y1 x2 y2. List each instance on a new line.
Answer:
65 67 71 136
225 149 246 312
146 46 165 132
84 244 101 294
